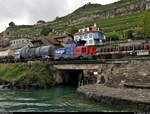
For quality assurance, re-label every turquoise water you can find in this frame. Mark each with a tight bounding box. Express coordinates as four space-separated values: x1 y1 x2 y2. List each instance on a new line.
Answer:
0 86 122 112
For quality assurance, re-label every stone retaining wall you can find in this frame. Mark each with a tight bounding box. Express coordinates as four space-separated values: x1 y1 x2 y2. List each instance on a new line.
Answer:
77 84 150 111
96 60 150 88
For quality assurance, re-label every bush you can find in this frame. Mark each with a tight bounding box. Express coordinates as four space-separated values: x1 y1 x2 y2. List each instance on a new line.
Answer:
112 42 118 47
40 27 52 36
124 30 134 39
0 62 56 88
0 33 3 37
106 33 120 41
68 26 79 34
136 11 150 39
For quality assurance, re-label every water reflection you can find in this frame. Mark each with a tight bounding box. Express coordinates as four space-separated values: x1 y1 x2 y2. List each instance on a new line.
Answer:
0 86 121 112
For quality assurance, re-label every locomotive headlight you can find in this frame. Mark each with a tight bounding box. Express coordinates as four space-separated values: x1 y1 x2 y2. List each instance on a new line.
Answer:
94 72 98 75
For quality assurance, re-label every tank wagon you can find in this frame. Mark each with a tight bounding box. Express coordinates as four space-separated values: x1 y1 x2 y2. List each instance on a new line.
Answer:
15 45 55 61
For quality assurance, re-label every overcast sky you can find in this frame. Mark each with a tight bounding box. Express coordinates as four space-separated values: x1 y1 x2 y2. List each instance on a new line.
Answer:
0 0 119 32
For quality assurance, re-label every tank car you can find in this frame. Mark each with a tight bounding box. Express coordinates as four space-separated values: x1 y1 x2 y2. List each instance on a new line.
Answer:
20 48 30 59
38 45 55 59
17 45 56 61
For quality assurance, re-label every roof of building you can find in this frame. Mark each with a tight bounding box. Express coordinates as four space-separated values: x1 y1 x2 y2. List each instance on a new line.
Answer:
9 37 32 41
31 40 43 44
53 35 66 39
35 37 63 47
74 25 103 36
9 43 31 50
0 47 9 51
52 32 73 40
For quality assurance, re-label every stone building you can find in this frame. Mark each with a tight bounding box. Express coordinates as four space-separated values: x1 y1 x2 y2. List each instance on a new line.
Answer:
52 32 74 47
74 24 106 46
10 37 32 46
9 37 33 49
0 38 9 48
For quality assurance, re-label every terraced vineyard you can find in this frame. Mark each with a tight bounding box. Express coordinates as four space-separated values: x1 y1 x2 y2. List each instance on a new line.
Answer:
66 11 141 34
3 0 150 40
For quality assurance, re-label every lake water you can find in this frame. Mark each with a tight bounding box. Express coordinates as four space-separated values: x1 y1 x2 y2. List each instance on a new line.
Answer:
0 86 124 112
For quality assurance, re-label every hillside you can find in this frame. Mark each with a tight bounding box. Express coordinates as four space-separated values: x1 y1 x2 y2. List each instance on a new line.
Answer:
2 0 150 40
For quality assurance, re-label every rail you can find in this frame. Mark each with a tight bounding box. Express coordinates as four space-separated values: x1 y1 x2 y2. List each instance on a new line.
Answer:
1 57 150 64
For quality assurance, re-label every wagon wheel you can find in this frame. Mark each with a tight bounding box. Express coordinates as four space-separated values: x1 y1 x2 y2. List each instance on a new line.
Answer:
92 55 97 60
60 57 64 61
79 56 83 60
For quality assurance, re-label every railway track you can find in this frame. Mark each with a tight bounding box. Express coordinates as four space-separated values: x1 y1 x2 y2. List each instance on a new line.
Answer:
48 57 150 65
1 57 150 64
48 56 150 64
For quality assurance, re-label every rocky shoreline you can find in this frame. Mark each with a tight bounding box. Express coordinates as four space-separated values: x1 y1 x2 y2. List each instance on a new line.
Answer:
0 80 40 90
77 84 150 112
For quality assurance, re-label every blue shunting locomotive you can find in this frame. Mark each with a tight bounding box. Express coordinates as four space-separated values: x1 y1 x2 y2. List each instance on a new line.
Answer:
54 41 79 60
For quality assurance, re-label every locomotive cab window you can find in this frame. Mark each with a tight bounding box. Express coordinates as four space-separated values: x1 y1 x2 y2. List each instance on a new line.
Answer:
76 50 80 52
82 48 86 53
89 33 93 38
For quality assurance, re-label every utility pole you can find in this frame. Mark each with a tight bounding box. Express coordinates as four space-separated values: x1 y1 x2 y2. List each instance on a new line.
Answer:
110 37 112 45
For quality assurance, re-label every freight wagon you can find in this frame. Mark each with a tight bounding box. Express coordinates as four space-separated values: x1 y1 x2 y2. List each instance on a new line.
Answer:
0 49 14 63
14 45 56 61
96 41 150 59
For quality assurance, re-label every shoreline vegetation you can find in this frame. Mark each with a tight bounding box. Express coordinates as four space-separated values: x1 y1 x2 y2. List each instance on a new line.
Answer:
0 62 56 89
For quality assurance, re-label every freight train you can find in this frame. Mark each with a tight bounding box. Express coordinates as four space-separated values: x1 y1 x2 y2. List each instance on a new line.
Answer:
13 40 96 62
0 40 150 63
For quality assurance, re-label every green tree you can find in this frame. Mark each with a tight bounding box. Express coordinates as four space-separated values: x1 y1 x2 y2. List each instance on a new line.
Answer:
69 26 78 34
55 16 60 21
0 33 2 37
136 11 150 39
40 27 52 36
9 21 15 27
106 33 120 41
125 30 134 39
